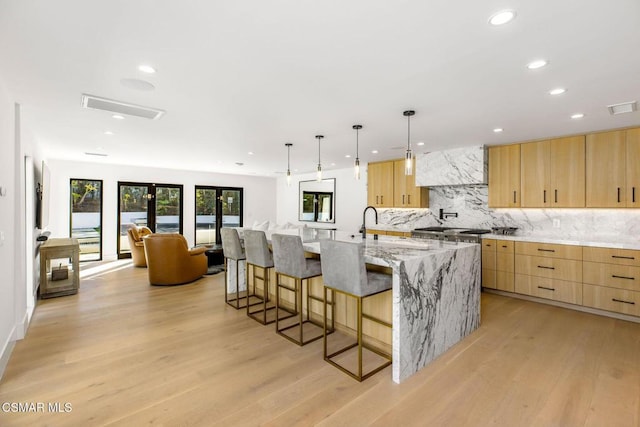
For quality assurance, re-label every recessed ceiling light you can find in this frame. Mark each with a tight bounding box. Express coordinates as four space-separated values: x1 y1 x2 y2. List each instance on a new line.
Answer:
85 152 108 157
331 162 336 166
571 113 585 119
372 150 378 154
248 151 254 155
489 10 516 26
549 88 566 95
112 114 124 120
345 154 351 158
417 142 425 146
104 131 113 135
138 65 156 74
493 128 504 133
235 162 244 166
120 78 155 91
527 60 548 70
607 101 637 115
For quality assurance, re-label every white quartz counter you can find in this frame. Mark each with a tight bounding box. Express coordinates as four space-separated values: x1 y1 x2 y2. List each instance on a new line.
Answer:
484 233 640 250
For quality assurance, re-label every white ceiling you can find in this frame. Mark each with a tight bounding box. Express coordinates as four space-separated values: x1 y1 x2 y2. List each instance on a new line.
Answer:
1 0 639 177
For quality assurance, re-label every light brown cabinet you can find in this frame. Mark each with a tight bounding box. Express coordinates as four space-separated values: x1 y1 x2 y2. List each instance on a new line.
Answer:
585 128 639 208
393 160 429 208
488 144 520 208
367 161 394 207
367 160 428 208
481 239 514 291
520 136 585 207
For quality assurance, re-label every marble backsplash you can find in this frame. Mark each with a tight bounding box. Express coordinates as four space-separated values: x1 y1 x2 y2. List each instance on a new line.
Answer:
378 185 640 239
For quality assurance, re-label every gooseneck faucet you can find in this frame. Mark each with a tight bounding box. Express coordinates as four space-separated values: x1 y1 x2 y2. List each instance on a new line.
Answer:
360 205 378 238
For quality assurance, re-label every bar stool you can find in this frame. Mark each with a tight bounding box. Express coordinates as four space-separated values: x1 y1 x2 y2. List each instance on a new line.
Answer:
220 228 247 309
243 230 276 325
320 239 392 381
271 234 332 346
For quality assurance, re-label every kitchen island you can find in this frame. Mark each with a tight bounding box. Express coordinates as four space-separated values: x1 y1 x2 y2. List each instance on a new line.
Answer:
265 229 481 383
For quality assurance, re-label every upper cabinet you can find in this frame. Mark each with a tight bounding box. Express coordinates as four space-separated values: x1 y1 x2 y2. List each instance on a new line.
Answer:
521 136 585 208
488 144 521 208
367 160 428 208
586 131 627 207
367 161 394 207
393 160 429 208
626 128 640 208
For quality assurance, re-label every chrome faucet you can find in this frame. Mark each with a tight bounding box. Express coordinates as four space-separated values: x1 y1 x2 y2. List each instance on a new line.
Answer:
360 205 378 238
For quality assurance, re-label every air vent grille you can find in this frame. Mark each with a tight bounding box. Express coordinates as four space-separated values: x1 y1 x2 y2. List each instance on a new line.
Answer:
607 101 637 115
81 94 165 120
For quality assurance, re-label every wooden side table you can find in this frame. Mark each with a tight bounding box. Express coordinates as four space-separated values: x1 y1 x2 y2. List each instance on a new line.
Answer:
39 238 80 298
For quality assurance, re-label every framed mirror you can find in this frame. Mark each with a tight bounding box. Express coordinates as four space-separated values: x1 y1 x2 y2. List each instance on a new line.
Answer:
299 178 335 223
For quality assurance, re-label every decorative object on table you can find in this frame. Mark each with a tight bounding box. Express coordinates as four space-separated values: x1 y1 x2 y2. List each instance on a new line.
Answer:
143 233 207 286
51 263 69 281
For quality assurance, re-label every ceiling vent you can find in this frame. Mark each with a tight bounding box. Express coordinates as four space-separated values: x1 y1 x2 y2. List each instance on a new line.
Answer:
81 94 165 120
607 101 637 115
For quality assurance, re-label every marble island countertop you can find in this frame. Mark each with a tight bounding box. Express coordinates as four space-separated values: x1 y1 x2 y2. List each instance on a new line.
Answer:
484 233 640 250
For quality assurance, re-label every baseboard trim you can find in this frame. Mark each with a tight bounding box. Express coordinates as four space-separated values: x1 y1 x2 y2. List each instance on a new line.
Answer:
483 288 640 324
0 327 16 381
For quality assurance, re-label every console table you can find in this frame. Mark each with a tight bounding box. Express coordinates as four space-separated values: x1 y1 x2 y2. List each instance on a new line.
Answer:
39 238 80 298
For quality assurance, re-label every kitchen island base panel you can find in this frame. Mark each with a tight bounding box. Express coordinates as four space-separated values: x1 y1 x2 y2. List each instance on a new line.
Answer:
393 244 481 383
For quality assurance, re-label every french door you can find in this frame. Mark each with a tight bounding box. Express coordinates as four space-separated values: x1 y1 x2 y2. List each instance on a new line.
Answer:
70 179 103 261
118 182 183 258
195 186 243 245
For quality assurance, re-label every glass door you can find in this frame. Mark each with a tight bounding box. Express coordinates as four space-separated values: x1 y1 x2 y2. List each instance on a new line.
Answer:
70 179 103 261
195 186 243 246
118 182 183 258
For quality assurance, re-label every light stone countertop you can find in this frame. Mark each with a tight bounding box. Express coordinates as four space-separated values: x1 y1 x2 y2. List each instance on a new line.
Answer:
483 233 640 250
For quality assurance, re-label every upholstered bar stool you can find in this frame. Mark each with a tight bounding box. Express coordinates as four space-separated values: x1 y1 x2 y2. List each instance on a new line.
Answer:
271 234 331 346
220 228 247 309
243 230 276 325
320 239 392 381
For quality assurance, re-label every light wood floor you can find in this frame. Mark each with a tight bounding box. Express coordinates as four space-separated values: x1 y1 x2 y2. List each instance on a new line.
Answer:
1 260 639 427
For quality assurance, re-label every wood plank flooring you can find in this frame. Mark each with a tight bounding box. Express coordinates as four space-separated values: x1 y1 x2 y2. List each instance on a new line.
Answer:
1 260 639 426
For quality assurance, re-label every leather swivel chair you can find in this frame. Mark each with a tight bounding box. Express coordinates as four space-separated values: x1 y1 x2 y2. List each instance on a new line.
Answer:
143 233 207 286
127 225 153 267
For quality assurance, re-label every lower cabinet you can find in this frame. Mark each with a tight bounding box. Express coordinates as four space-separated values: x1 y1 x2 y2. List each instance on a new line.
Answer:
486 239 640 320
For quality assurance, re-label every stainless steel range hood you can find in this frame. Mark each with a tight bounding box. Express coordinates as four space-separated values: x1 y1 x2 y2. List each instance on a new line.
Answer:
415 145 487 186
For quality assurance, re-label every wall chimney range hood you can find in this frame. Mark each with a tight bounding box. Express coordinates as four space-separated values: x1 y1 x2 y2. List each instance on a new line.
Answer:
415 145 487 186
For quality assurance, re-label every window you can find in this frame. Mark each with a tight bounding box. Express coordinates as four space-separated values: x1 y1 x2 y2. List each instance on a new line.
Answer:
70 179 103 261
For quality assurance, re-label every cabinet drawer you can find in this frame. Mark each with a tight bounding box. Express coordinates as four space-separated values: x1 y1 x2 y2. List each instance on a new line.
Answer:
482 268 496 289
583 247 640 267
515 241 582 260
496 253 514 273
515 255 582 282
514 274 583 305
495 240 515 254
482 239 496 252
583 261 640 291
583 284 640 317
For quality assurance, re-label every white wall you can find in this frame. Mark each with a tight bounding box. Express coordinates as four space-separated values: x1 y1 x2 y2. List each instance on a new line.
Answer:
0 81 16 378
276 166 368 234
46 160 277 259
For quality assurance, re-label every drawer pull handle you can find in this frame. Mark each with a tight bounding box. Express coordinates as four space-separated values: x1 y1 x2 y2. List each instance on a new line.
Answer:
554 189 558 203
537 286 555 291
501 245 508 248
543 190 546 203
513 191 517 204
612 275 635 280
537 265 555 270
617 187 621 203
612 298 635 305
537 248 555 253
612 255 635 260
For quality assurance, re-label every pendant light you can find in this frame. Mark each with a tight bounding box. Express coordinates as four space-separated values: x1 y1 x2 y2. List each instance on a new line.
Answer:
353 124 362 180
403 110 415 175
285 143 293 186
315 135 324 182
